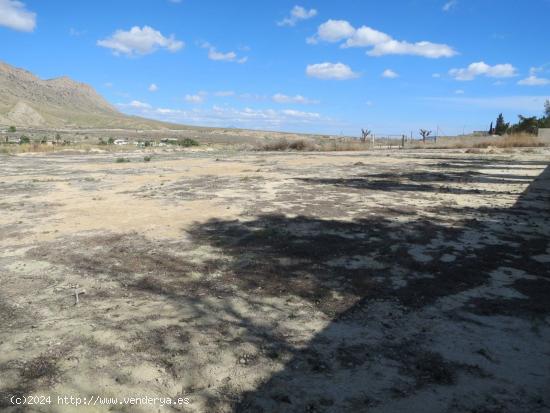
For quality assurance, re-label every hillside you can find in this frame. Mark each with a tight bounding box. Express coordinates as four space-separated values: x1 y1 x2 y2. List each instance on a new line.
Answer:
0 61 181 130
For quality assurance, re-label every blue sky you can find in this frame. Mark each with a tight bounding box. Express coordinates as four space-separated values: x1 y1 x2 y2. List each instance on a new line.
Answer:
1 0 549 136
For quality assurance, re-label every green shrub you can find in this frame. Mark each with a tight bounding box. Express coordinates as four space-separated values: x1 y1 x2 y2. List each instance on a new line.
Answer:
178 138 199 147
144 156 152 162
19 135 31 144
115 157 130 163
8 126 16 133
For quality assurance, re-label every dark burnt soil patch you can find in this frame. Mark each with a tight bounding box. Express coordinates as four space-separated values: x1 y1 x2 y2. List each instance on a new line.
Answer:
128 175 266 202
0 348 69 409
134 325 192 378
20 355 60 382
28 233 231 300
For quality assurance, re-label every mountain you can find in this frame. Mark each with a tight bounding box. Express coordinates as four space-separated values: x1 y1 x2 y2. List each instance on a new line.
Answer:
0 61 180 130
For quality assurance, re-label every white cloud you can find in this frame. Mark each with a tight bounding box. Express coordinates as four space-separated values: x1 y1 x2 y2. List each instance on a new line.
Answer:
455 89 465 94
278 5 317 27
214 90 235 97
343 26 391 48
442 0 458 12
281 109 320 119
449 61 518 81
119 101 332 132
97 26 184 56
309 19 457 58
307 20 355 44
432 73 441 78
238 93 267 101
0 0 36 32
382 69 399 78
185 92 207 104
272 93 319 104
306 62 359 80
517 66 550 86
368 40 456 58
148 83 158 92
201 42 247 63
117 100 152 109
518 75 550 86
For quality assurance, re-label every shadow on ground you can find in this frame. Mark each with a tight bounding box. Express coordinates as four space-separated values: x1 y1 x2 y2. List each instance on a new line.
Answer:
8 160 549 412
184 165 549 412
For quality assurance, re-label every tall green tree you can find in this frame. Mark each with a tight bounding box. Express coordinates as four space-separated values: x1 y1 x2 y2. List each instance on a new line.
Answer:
511 115 538 134
495 113 509 135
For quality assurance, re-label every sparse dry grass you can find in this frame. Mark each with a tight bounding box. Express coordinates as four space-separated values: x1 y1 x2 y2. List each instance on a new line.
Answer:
0 143 157 155
406 134 547 150
473 134 545 148
0 143 107 154
318 140 371 151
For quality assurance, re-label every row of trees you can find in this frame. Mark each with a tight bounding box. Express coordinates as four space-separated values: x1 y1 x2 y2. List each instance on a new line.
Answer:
490 100 550 135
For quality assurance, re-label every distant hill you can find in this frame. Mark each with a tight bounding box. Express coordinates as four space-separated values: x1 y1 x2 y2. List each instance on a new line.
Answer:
0 61 181 130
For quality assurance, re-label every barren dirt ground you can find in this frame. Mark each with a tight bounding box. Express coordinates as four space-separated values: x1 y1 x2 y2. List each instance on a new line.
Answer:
0 148 549 412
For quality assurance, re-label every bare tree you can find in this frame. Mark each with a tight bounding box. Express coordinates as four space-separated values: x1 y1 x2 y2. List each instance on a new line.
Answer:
419 129 432 143
360 128 371 143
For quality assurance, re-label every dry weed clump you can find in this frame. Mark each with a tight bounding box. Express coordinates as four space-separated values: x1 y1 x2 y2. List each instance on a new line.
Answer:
256 138 372 152
256 139 317 151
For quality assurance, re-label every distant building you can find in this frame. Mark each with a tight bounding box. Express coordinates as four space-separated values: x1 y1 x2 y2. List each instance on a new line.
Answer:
113 139 129 145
